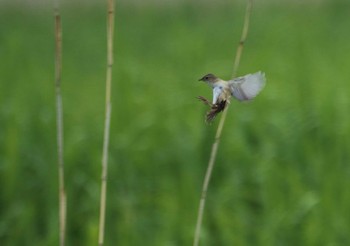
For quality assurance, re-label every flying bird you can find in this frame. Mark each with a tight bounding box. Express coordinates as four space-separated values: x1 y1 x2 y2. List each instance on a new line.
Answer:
198 72 266 123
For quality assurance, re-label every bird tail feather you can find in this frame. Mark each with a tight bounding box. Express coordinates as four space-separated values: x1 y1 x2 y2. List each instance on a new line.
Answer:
206 100 227 123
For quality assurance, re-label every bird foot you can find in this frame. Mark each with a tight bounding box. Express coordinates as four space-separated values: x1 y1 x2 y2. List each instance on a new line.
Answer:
197 96 212 107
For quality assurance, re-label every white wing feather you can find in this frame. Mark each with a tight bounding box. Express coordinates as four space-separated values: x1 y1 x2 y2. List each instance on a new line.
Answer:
228 71 266 101
212 86 223 104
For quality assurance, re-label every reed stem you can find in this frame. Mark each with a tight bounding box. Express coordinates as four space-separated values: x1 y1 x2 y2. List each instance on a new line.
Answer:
193 1 253 245
54 1 66 245
98 0 114 245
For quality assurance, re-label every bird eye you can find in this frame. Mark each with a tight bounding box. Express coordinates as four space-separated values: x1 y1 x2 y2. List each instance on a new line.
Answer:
205 76 209 80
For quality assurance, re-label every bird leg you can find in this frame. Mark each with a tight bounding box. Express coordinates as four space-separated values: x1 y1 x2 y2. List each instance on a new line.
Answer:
197 96 213 107
197 96 228 123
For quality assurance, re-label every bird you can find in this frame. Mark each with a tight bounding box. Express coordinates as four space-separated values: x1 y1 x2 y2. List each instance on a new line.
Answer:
197 71 266 123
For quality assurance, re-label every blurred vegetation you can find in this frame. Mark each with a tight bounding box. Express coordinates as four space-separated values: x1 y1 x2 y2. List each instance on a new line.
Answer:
1 1 350 245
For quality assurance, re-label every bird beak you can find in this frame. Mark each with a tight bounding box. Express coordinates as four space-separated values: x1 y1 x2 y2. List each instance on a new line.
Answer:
198 77 204 82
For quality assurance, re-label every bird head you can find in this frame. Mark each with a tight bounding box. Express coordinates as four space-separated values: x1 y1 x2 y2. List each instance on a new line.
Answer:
198 74 219 84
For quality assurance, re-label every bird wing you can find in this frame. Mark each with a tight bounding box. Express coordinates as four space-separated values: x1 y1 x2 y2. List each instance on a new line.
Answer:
212 86 223 104
228 71 266 101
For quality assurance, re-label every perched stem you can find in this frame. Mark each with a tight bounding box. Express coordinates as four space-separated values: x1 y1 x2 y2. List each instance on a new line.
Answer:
193 1 253 245
232 0 252 77
98 0 114 245
54 1 66 245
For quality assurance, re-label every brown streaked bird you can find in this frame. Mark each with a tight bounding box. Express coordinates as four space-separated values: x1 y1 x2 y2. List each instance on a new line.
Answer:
198 72 266 123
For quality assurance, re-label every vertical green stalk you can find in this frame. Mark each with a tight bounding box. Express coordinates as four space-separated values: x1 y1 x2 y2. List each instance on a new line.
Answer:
193 1 253 245
98 0 114 245
54 1 66 245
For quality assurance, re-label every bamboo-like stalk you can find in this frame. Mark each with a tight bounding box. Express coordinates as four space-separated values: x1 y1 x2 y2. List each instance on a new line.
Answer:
98 0 114 245
193 1 253 245
54 1 66 245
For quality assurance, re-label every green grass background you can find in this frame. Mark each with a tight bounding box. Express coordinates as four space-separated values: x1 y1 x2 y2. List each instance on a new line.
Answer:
1 0 350 245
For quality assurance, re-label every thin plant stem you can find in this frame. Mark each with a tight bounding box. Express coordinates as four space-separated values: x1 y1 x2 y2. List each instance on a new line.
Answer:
98 0 114 245
193 1 253 245
54 1 66 245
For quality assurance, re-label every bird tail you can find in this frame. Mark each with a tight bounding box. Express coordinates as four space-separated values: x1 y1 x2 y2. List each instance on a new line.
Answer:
206 100 228 123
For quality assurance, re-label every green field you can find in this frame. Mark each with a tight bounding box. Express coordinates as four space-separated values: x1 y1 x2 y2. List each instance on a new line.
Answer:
1 1 350 245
